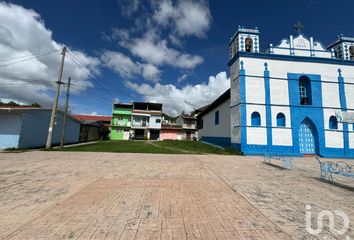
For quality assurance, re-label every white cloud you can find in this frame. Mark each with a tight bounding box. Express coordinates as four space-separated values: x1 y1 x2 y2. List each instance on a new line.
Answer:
78 111 106 116
0 97 26 105
101 50 140 79
130 31 203 69
126 71 229 116
100 50 161 82
153 0 212 38
141 63 161 82
153 0 174 26
110 28 131 45
0 2 100 106
105 0 209 72
120 0 140 17
177 73 188 83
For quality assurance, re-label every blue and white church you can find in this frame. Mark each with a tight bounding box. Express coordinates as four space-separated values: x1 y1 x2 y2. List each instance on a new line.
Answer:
198 24 354 158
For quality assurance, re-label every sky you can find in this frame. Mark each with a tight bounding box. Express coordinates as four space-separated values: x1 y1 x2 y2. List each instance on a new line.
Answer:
0 0 353 116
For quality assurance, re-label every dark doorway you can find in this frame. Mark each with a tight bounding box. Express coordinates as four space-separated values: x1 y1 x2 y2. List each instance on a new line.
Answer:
186 131 191 140
150 129 160 140
134 129 145 140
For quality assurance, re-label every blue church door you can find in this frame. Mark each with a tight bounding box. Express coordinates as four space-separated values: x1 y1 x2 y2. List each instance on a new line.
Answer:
298 119 316 154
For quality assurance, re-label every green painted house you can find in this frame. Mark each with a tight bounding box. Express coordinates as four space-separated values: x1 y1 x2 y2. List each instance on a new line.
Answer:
110 103 132 140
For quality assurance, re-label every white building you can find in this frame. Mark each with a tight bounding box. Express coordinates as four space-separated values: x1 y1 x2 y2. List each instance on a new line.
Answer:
198 90 231 147
176 114 198 140
199 25 354 158
131 102 162 140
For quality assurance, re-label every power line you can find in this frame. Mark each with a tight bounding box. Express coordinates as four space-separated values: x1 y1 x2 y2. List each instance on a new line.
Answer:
77 83 213 102
66 50 129 94
0 49 59 63
66 53 210 102
0 82 56 86
0 50 59 69
70 87 116 104
65 52 119 99
65 49 220 105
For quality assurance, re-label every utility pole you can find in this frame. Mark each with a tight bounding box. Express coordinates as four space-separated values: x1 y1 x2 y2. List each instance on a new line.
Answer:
46 47 67 149
60 77 71 148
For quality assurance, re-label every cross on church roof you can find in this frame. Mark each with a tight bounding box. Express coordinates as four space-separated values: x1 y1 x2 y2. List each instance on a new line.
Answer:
293 21 304 35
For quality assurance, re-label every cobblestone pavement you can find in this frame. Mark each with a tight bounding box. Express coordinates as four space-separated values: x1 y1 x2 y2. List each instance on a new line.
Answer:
0 152 352 240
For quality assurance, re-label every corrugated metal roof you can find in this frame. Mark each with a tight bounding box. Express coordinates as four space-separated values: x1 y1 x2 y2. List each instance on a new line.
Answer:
72 114 112 122
0 108 82 124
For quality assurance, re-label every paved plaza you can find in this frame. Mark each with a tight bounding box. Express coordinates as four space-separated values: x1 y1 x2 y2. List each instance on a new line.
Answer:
0 152 352 240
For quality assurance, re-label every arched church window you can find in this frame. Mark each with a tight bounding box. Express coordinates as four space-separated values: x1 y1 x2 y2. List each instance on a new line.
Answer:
276 113 286 127
299 76 312 105
329 116 338 130
350 46 354 60
251 112 261 126
245 37 253 52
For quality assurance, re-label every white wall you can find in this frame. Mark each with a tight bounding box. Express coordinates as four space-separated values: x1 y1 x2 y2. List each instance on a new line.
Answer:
325 131 344 148
230 56 354 149
149 115 162 129
270 79 290 105
271 106 292 146
272 128 293 146
322 82 341 108
199 99 230 138
271 34 332 58
246 100 267 145
350 132 354 149
322 109 343 148
246 77 265 103
246 105 266 127
271 106 291 127
247 128 267 145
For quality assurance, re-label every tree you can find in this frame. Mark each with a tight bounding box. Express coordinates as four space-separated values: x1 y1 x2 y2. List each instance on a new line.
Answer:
31 102 41 107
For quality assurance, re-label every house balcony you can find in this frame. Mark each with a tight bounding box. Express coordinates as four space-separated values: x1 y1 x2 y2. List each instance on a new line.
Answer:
182 124 196 129
131 122 149 128
111 121 131 127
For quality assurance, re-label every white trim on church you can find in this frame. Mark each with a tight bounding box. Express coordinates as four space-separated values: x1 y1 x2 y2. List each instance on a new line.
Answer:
198 25 354 158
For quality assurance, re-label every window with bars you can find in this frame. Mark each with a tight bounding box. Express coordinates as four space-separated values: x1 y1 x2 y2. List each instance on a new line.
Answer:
299 76 312 105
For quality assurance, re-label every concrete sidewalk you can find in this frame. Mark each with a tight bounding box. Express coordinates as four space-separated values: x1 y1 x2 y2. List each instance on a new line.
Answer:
0 152 352 239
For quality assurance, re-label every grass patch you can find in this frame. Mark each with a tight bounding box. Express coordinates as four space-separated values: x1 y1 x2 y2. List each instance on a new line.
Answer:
155 140 240 155
54 140 240 155
2 147 32 153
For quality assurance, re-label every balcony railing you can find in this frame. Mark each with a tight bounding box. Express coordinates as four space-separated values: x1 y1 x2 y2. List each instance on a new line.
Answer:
131 122 148 127
111 121 131 127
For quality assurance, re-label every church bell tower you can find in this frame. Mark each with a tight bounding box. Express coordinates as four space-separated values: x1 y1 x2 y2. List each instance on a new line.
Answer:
327 34 354 61
229 26 260 59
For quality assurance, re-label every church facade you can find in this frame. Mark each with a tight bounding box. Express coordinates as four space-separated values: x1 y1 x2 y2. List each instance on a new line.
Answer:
230 26 354 158
199 25 354 158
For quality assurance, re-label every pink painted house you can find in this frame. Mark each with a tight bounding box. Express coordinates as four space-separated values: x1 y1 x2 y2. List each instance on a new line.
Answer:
160 124 182 140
